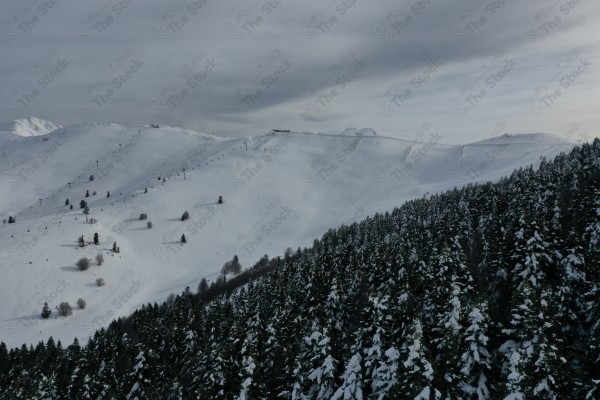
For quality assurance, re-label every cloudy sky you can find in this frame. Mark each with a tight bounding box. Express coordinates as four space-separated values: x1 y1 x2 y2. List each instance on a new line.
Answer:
1 0 598 143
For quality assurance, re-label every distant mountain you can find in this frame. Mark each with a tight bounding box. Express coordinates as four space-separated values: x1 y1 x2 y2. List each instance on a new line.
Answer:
0 116 61 137
0 122 578 348
468 132 577 146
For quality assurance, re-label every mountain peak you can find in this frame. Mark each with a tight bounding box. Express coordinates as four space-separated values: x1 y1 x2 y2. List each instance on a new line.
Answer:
0 116 61 137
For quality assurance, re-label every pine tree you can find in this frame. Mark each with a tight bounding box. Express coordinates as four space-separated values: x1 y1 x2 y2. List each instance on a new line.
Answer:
503 346 525 400
198 278 208 293
460 303 491 399
231 255 242 274
181 234 186 244
238 354 257 400
93 233 99 245
331 353 363 400
41 302 51 319
303 325 337 399
399 320 438 399
126 350 146 399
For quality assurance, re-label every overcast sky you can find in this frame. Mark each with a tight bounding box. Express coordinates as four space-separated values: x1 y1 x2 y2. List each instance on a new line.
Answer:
1 0 598 143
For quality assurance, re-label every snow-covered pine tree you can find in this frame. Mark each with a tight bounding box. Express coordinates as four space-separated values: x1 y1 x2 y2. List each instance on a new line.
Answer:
460 303 492 399
126 349 155 399
305 326 337 399
331 353 363 400
399 320 438 400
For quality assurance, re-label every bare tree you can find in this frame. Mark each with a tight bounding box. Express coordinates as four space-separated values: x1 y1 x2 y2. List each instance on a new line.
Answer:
222 255 242 275
96 253 104 265
58 302 72 317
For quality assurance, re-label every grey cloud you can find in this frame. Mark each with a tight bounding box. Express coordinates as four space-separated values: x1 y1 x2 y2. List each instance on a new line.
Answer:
0 0 598 143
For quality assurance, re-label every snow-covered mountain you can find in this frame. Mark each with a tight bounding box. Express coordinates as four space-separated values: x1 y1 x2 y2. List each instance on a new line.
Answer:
0 117 61 137
0 120 578 347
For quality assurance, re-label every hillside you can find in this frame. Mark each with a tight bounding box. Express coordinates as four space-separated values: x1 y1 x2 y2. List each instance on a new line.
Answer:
0 120 577 348
0 137 598 399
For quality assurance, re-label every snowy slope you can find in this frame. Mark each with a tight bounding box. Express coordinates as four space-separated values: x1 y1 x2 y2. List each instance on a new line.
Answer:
0 117 62 181
0 121 577 348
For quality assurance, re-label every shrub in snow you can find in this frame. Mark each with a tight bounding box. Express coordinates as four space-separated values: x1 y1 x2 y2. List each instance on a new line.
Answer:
77 298 86 309
8 216 15 224
181 211 190 221
76 257 90 271
96 253 104 265
58 302 72 317
89 175 94 181
147 221 153 229
96 278 105 286
139 213 148 220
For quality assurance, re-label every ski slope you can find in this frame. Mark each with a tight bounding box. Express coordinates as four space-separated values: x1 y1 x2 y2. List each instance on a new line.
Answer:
0 118 578 348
